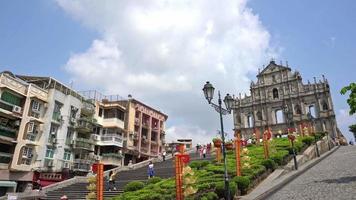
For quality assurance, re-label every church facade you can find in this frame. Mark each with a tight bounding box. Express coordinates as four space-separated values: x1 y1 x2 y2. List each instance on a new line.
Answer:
232 60 343 139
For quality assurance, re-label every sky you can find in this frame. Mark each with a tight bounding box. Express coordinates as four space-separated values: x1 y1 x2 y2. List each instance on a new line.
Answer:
0 0 355 143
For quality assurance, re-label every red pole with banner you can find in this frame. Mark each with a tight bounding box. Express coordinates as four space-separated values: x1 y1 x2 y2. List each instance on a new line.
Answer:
96 163 104 200
235 132 241 176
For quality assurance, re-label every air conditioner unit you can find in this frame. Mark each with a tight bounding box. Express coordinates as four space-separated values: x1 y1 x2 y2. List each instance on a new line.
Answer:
52 138 57 144
12 106 22 114
50 130 56 135
92 135 100 141
14 120 20 127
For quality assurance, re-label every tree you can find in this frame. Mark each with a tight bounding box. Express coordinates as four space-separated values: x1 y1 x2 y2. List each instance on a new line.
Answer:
349 124 356 139
340 83 356 115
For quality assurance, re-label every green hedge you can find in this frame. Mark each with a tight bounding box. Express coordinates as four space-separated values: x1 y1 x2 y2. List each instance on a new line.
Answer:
232 176 251 194
123 181 145 192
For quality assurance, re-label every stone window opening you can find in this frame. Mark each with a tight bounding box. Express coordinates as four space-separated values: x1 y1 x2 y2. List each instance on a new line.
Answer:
256 111 263 121
275 109 284 124
247 115 254 128
272 88 279 99
322 101 329 110
308 105 316 118
294 104 302 115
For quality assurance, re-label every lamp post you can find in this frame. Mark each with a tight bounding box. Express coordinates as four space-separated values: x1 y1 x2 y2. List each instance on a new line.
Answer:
307 112 320 157
202 81 234 200
283 104 297 170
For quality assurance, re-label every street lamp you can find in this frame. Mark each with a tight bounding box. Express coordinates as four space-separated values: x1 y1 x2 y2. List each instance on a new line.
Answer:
202 81 233 200
283 104 298 170
307 112 320 157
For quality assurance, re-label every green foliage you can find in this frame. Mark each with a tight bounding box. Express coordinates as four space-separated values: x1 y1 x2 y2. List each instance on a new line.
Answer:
113 137 313 199
340 82 356 115
200 192 219 200
189 160 210 169
301 136 314 146
232 176 251 194
123 181 145 192
147 177 162 185
261 159 277 170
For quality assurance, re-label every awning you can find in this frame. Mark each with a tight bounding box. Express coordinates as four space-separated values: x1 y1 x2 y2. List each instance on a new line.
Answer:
0 181 17 187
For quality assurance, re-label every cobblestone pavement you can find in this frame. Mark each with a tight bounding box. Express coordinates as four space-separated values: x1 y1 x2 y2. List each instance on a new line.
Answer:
267 145 356 200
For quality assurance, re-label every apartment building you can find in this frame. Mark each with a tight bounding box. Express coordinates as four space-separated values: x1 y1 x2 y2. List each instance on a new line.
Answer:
0 71 48 195
0 72 168 195
80 91 168 166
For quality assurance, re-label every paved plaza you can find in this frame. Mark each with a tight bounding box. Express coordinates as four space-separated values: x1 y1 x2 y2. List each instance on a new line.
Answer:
267 145 356 200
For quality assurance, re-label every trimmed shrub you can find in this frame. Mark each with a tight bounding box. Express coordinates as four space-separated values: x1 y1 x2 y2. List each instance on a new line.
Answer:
200 192 219 200
302 136 314 146
214 181 237 199
233 176 251 193
261 159 277 170
189 160 210 169
147 177 162 184
124 181 145 192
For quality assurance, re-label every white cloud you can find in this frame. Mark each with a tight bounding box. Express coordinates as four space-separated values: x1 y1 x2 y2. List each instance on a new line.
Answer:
57 0 276 143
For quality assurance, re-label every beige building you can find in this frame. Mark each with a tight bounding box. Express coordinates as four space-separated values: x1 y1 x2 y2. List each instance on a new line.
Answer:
0 71 48 195
232 61 343 139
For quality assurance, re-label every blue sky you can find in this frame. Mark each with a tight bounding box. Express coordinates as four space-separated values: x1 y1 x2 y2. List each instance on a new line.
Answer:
0 0 355 142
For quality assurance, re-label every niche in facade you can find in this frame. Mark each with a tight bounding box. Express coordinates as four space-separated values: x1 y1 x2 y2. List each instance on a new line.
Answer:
272 88 279 99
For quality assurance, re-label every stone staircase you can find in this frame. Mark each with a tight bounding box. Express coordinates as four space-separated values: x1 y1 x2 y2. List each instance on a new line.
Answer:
42 151 210 200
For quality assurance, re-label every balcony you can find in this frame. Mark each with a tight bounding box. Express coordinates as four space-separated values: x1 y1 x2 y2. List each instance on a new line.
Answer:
0 100 23 117
100 153 123 166
0 152 12 169
52 112 62 123
73 159 92 172
72 138 95 151
81 100 95 116
96 134 123 147
102 118 124 129
0 125 17 139
76 118 95 133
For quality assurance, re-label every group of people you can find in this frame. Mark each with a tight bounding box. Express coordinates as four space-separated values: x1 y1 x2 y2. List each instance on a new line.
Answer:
196 143 211 159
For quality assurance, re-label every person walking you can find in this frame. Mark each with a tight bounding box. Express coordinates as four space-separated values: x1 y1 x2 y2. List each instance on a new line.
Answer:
108 171 117 191
148 161 155 179
203 146 207 159
162 151 166 161
199 146 203 158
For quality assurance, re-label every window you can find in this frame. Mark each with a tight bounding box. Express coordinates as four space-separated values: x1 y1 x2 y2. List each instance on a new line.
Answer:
52 101 62 121
70 106 78 119
48 124 58 143
1 91 21 106
63 150 71 160
27 122 35 133
32 100 41 112
308 105 316 118
272 88 279 99
22 146 33 158
256 111 263 121
275 110 284 124
98 108 103 117
322 101 328 110
294 105 302 115
247 115 254 128
46 147 54 158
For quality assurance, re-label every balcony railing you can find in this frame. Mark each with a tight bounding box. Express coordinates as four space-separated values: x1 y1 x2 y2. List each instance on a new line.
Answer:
73 159 92 172
0 152 12 164
0 100 23 115
102 118 124 129
76 118 95 133
0 125 17 139
98 134 123 147
72 138 95 151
